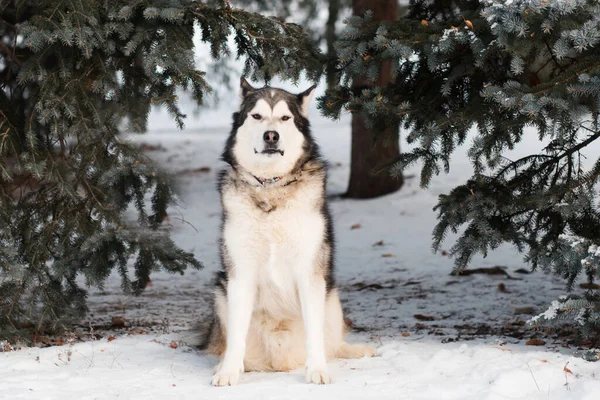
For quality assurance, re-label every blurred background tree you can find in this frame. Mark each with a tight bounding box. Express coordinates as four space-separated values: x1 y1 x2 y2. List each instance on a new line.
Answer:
219 0 406 198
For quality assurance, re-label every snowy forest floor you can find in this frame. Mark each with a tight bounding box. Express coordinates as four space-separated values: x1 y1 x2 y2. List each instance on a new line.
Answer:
2 112 600 399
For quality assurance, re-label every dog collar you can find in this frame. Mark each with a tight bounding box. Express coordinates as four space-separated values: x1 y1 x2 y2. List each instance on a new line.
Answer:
253 175 283 186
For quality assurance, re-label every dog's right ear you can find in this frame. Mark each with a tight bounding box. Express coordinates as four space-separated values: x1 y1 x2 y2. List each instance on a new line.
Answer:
240 77 256 99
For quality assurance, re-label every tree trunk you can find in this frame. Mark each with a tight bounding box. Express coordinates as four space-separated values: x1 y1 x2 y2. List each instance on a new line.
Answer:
345 0 403 199
325 0 341 90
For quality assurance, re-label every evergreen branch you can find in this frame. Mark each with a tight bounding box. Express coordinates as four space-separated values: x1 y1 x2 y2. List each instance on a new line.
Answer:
506 127 600 188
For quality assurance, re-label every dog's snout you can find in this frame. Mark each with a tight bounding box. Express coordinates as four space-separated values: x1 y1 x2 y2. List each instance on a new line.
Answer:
263 131 279 144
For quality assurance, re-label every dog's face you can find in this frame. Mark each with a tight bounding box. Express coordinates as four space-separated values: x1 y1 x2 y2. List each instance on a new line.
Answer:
223 78 316 178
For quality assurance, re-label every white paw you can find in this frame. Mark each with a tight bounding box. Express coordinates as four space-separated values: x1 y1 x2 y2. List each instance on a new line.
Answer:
362 344 378 357
305 368 332 384
212 360 244 375
211 370 240 386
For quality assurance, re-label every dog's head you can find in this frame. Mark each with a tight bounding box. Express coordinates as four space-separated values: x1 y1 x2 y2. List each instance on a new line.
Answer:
222 78 317 178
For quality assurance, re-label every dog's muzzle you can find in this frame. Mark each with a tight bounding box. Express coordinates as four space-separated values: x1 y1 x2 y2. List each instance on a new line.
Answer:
255 130 284 156
263 131 279 144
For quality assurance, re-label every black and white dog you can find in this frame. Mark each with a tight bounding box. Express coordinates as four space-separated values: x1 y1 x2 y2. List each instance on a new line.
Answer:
202 78 376 386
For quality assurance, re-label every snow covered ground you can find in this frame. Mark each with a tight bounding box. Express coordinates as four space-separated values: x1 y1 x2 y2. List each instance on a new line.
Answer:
3 334 599 400
3 97 600 399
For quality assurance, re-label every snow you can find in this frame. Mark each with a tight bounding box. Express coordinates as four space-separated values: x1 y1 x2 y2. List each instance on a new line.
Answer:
3 335 600 400
529 298 564 324
3 95 600 398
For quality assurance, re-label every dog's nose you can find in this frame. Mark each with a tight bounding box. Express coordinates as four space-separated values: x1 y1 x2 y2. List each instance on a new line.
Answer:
263 131 279 144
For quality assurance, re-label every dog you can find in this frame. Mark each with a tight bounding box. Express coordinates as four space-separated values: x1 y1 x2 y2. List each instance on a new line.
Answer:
200 78 376 386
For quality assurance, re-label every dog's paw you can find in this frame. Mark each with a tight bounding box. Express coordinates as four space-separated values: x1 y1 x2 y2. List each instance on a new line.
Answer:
212 359 244 375
305 367 332 385
360 344 377 357
211 370 240 387
337 342 378 359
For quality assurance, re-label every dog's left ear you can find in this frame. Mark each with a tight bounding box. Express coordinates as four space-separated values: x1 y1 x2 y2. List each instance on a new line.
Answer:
240 77 256 99
297 85 317 117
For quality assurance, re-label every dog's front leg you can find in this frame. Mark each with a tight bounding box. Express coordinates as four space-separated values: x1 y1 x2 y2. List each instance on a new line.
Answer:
211 271 256 386
297 274 331 384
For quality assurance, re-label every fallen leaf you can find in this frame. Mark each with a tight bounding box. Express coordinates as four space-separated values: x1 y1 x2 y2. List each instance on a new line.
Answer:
464 19 474 30
525 338 546 346
351 223 361 230
414 314 435 321
401 332 410 337
373 240 384 246
139 143 166 152
32 335 51 345
540 359 549 363
16 321 34 329
512 306 535 315
563 362 573 374
170 340 178 349
580 282 600 289
498 283 507 293
111 316 126 327
107 336 116 342
452 266 513 277
440 250 449 256
176 166 211 176
382 253 394 258
514 268 531 274
505 320 526 330
353 282 393 291
421 19 429 27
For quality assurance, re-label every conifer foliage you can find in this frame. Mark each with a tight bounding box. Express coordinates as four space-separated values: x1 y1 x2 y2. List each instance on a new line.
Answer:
320 0 600 338
0 0 320 334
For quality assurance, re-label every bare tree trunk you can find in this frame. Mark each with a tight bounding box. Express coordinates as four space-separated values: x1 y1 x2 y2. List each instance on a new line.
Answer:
345 0 403 199
325 0 341 90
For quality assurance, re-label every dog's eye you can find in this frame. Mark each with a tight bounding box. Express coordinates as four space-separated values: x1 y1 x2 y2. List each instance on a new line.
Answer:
252 113 261 120
281 116 291 121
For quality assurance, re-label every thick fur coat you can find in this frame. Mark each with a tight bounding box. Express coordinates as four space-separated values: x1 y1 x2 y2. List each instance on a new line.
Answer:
201 78 376 386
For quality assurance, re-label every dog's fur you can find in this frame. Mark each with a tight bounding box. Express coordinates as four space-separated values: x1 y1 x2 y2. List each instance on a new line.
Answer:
201 78 376 386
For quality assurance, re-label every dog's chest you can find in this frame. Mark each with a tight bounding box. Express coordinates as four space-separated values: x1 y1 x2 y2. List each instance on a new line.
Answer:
229 184 325 314
247 186 322 253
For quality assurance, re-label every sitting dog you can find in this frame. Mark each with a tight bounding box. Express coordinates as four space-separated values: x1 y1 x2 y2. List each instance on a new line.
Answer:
201 78 376 386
